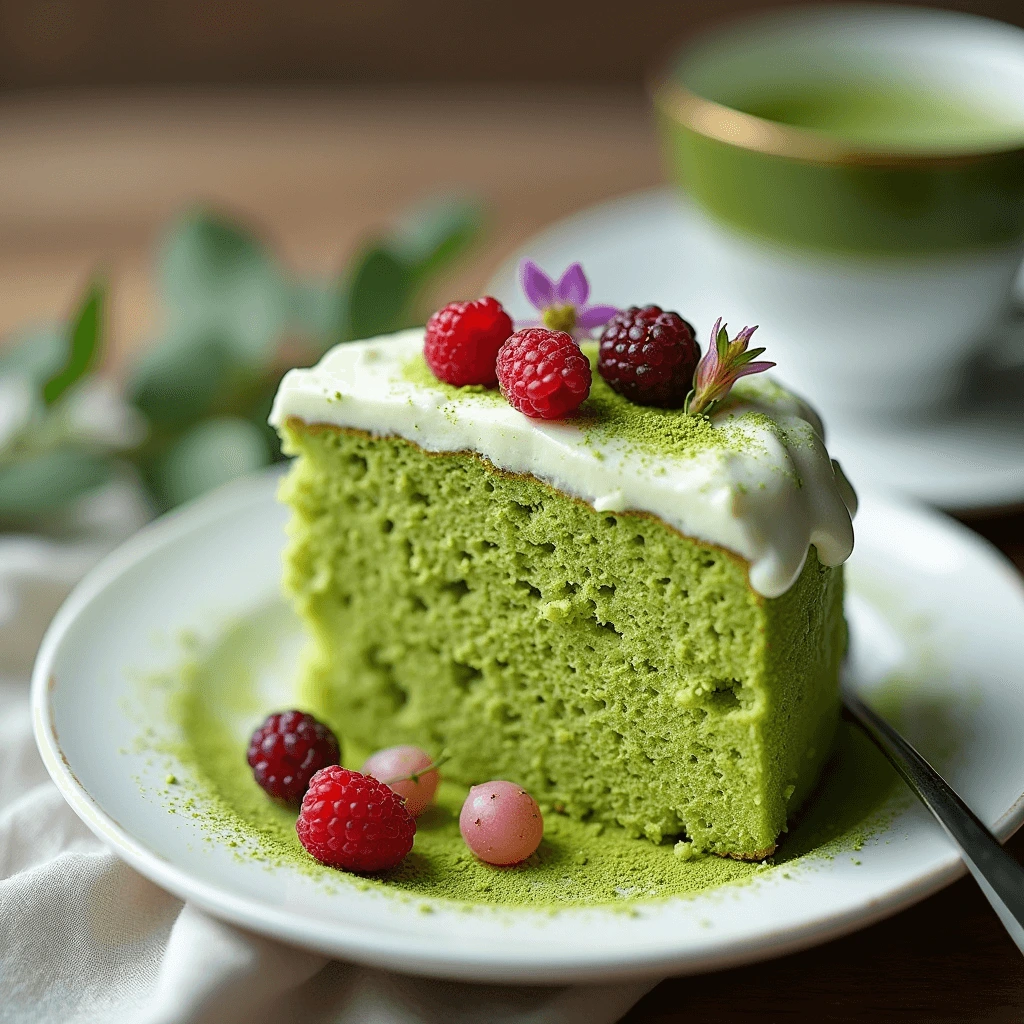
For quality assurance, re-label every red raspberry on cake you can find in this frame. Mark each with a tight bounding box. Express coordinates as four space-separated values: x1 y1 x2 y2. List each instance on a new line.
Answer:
246 710 340 804
296 765 416 872
598 306 700 408
424 297 514 387
496 327 592 420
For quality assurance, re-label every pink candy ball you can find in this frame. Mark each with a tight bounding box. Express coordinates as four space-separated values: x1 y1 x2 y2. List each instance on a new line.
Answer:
361 745 439 817
459 780 544 866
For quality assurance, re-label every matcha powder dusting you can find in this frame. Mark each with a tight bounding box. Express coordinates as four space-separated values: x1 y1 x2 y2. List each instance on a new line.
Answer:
138 603 899 911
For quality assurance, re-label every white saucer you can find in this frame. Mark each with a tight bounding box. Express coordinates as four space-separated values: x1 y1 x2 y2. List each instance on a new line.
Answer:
487 189 1024 512
31 469 1024 982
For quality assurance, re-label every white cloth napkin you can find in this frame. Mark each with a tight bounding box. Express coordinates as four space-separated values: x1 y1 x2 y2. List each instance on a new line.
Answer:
0 499 656 1024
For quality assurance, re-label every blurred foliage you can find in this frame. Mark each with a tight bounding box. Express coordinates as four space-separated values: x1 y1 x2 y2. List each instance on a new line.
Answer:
43 283 104 406
0 197 484 530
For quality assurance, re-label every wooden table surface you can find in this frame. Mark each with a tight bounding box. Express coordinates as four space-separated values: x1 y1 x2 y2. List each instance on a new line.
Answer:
4 89 1024 1023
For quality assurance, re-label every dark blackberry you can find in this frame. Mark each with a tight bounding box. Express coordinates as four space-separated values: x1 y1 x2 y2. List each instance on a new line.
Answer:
247 710 340 804
598 306 700 408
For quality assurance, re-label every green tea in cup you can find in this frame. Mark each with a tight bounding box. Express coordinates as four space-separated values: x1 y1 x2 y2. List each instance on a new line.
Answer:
731 78 1024 152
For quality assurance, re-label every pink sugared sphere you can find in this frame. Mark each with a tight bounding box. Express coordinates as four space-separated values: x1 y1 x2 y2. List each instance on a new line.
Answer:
459 780 544 866
361 745 439 817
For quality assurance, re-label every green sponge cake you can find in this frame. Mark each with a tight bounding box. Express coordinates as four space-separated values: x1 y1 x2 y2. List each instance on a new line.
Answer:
270 329 855 859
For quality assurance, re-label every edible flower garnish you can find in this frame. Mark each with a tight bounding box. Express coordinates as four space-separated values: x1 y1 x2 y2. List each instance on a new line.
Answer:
519 259 619 341
685 319 775 417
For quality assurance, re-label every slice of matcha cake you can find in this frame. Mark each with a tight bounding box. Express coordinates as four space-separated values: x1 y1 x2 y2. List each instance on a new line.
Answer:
270 328 855 859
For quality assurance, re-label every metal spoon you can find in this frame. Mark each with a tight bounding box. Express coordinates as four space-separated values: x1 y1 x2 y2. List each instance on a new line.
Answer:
842 687 1024 954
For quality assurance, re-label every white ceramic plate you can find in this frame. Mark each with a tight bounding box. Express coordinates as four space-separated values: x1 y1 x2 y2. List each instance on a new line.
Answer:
32 470 1024 983
487 189 1024 512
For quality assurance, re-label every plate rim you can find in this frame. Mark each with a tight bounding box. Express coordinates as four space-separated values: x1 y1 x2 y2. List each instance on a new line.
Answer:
29 469 1024 983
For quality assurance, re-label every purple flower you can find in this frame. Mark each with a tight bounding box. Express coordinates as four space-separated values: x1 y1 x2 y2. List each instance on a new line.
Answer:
519 260 619 341
685 319 775 417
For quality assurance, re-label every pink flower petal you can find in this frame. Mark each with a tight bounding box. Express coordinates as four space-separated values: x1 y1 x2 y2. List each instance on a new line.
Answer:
576 304 619 330
520 260 555 311
687 319 774 416
695 338 720 390
555 263 590 306
732 361 776 379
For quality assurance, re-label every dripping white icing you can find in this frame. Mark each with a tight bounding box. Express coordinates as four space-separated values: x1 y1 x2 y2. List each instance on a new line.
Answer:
270 329 856 598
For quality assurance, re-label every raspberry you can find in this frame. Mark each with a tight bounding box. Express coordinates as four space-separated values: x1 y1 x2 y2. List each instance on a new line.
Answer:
598 306 700 408
424 297 514 386
296 766 416 872
246 710 340 804
496 328 592 419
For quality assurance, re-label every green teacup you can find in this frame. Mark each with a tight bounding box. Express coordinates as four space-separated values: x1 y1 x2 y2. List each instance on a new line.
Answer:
652 5 1024 419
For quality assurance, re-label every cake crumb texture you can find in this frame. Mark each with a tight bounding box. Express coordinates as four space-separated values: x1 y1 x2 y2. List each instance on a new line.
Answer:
279 420 845 857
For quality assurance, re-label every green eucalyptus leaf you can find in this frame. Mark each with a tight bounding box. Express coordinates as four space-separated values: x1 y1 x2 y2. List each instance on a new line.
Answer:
43 282 104 406
127 332 232 428
288 281 346 348
0 447 112 520
160 211 288 370
346 246 416 340
153 416 270 509
161 211 269 296
393 197 483 281
338 197 484 344
0 327 67 389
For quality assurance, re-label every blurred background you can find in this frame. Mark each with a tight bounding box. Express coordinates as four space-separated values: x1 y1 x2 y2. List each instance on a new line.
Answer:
3 0 1023 88
5 0 1023 354
3 0 1024 521
4 3 1024 1019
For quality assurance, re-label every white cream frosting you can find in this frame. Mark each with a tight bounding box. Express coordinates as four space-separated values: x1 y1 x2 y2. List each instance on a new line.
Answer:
270 329 856 598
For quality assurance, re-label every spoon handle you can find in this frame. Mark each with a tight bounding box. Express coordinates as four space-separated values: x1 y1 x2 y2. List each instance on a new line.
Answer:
842 690 1024 954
